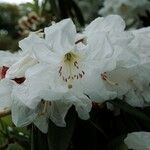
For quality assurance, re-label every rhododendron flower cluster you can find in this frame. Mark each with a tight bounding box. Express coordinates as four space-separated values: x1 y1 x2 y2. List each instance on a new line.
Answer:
99 0 150 28
0 15 150 134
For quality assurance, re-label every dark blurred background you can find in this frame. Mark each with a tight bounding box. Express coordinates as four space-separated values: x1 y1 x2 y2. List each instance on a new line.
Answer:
1 0 150 52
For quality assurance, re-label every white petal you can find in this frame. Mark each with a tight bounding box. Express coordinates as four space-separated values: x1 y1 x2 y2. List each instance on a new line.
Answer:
6 55 38 79
11 98 38 127
32 42 61 64
85 15 125 36
72 95 92 120
85 32 114 64
124 132 150 150
125 90 144 107
45 19 76 53
34 114 48 133
0 79 12 111
49 101 71 127
0 51 19 67
81 69 117 102
19 33 46 52
12 83 42 109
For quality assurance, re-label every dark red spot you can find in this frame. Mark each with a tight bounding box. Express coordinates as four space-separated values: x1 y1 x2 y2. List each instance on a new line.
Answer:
92 102 99 109
0 66 9 79
0 66 25 84
12 77 26 84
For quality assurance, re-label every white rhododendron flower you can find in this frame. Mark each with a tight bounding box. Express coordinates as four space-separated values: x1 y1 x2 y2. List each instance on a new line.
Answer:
0 15 150 133
126 27 150 107
10 16 128 130
12 18 117 106
124 132 150 150
99 0 150 28
0 51 20 112
99 26 150 108
84 15 141 106
10 15 140 132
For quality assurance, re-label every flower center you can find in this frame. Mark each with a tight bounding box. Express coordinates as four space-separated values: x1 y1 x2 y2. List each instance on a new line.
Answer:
58 52 85 89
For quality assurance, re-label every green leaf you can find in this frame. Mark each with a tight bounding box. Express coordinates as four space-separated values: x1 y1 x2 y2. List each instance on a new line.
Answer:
7 143 23 150
47 107 77 150
108 99 150 124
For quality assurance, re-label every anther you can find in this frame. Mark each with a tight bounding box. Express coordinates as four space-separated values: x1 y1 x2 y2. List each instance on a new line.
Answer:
101 73 118 86
82 71 85 75
74 61 79 69
40 101 49 115
79 73 82 78
59 66 62 73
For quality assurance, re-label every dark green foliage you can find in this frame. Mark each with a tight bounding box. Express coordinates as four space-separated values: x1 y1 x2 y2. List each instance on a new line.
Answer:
30 100 150 150
0 3 20 38
0 116 30 150
48 0 85 26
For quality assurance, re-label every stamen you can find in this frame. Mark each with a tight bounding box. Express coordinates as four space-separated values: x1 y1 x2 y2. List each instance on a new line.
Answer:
101 73 118 86
40 101 49 115
74 61 79 69
79 73 82 78
75 38 85 44
58 52 86 89
59 66 62 73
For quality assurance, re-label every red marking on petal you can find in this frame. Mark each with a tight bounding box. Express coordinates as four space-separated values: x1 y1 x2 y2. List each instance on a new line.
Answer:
92 102 100 109
0 66 9 79
12 77 26 84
